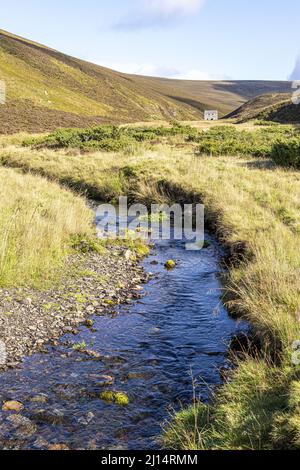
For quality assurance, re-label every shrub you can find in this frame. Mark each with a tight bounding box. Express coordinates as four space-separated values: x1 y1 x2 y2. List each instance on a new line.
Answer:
23 123 199 151
271 138 300 169
195 125 299 158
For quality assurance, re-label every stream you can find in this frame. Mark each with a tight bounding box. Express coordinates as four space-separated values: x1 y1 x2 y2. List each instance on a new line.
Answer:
0 232 246 450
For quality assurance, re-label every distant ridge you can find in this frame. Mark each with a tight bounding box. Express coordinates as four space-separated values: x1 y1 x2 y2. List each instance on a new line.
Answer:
225 92 300 123
0 29 293 133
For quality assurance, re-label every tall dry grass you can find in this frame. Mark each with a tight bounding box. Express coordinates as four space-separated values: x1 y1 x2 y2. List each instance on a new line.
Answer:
0 167 93 287
1 140 300 448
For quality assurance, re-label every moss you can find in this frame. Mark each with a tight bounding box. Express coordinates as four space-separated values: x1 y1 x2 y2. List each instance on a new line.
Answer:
43 302 60 311
74 293 88 304
103 299 116 306
77 269 98 278
100 391 130 406
165 260 176 270
71 235 106 255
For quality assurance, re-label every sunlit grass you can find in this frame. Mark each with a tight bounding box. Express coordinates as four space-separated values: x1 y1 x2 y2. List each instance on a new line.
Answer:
0 166 93 287
0 133 300 448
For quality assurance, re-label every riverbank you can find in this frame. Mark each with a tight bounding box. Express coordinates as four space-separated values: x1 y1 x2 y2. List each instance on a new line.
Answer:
0 228 239 450
0 163 149 371
0 246 149 371
0 126 299 449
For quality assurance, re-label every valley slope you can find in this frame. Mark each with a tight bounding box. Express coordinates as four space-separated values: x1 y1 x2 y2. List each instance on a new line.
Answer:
0 29 292 133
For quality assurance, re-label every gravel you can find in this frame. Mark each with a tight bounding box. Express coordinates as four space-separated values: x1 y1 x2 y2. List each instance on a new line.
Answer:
0 246 148 371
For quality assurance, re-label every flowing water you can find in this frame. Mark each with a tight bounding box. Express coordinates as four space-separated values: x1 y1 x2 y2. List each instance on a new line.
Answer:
0 233 246 450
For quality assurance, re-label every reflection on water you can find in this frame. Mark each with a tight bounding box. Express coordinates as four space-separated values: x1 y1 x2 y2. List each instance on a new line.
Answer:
0 235 246 450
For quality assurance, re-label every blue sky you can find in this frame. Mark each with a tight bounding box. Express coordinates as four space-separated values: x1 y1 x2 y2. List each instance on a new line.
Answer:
1 0 300 80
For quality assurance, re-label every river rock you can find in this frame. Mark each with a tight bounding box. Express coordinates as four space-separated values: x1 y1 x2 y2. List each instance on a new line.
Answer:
2 400 24 412
83 349 101 359
7 414 37 438
32 436 49 449
95 375 115 387
124 250 133 260
165 260 176 270
31 408 66 425
31 394 48 403
48 444 70 451
78 411 95 426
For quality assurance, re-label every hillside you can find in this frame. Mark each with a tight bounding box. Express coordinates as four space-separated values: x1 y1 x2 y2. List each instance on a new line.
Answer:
225 92 300 123
0 29 292 133
132 76 292 117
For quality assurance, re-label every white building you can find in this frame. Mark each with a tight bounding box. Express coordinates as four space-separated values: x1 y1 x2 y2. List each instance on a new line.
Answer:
204 110 218 121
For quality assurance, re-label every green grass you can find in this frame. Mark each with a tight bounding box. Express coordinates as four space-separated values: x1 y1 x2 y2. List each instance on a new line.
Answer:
0 166 94 287
0 124 300 449
164 360 300 450
22 123 300 169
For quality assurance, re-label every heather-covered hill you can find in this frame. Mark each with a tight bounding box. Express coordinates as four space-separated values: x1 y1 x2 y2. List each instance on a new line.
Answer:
0 29 292 133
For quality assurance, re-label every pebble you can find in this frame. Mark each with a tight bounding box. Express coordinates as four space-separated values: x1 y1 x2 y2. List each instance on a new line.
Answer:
31 394 48 403
2 400 24 412
95 375 115 387
78 412 95 426
48 444 70 451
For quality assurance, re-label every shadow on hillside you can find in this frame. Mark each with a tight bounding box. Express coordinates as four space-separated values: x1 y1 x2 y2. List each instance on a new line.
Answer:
212 81 292 99
167 95 205 112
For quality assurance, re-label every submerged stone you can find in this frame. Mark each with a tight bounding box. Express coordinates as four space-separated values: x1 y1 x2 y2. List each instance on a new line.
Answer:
31 408 66 425
96 375 115 387
2 401 24 412
7 414 37 438
31 394 48 403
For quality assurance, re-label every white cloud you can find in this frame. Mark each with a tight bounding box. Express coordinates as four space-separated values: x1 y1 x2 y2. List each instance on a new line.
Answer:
97 61 179 77
113 0 206 30
172 69 212 80
96 60 224 80
145 0 205 17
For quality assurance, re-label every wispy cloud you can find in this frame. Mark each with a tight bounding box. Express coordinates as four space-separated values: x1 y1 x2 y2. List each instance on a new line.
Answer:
113 0 206 30
289 55 300 80
95 60 226 80
145 0 205 17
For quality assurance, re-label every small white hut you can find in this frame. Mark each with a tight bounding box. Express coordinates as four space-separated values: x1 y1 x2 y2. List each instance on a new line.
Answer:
204 110 218 121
